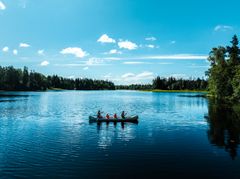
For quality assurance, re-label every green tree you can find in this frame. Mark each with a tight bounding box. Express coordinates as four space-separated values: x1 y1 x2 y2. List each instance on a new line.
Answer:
22 66 29 90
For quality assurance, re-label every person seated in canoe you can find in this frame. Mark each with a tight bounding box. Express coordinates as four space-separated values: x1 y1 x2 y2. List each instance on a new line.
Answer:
113 113 117 119
106 113 110 120
121 111 127 119
97 110 103 119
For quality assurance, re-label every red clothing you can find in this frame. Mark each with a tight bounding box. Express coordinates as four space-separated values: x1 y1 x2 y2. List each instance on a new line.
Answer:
106 114 110 119
114 114 117 118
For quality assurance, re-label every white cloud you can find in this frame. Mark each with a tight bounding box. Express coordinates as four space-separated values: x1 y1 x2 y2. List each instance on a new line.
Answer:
97 34 116 43
0 1 6 10
2 46 9 52
143 54 208 60
19 43 30 48
13 49 18 55
86 58 104 66
108 49 122 54
170 41 176 44
214 25 233 32
38 49 44 55
145 37 157 41
54 59 110 67
146 44 155 48
121 71 154 82
103 54 207 61
60 47 88 58
123 61 151 65
118 40 138 50
83 67 89 70
112 71 155 84
121 73 135 78
40 60 49 66
137 71 154 78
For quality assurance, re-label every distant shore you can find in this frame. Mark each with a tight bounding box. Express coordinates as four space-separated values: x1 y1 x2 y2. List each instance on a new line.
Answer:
0 89 208 93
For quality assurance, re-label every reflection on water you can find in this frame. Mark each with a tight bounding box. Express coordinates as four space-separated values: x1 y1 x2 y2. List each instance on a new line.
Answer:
96 122 137 149
0 91 240 178
0 92 29 103
206 100 240 159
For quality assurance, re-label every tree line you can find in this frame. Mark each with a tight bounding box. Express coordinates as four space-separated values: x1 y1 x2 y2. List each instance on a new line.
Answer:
206 35 240 101
0 66 115 91
116 84 152 90
152 76 207 90
116 77 207 91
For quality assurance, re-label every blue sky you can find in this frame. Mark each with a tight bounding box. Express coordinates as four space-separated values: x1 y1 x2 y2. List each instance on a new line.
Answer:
0 0 240 84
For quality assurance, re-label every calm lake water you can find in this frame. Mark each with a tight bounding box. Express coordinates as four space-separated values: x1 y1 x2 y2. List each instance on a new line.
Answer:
0 91 240 178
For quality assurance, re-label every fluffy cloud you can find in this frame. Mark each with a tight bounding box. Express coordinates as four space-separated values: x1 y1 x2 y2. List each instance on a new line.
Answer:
0 1 6 10
19 43 30 48
13 49 18 55
146 44 155 48
60 47 88 58
118 40 138 50
170 41 176 44
137 71 154 78
2 46 9 52
38 49 44 55
107 49 122 54
121 71 154 82
214 25 233 32
97 34 116 43
145 37 157 41
121 73 135 78
40 60 50 66
83 67 89 70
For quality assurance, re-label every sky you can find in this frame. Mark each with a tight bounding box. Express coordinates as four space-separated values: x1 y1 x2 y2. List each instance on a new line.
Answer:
0 0 240 84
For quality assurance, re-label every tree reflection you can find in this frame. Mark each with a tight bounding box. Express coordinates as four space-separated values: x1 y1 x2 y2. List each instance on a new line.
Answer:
206 100 240 159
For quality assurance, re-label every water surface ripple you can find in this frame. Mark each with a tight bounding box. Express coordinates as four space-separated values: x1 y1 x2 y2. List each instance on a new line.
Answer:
0 91 239 178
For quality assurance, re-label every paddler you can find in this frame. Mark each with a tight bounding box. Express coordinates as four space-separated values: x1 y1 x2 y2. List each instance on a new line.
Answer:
121 111 127 119
97 110 103 118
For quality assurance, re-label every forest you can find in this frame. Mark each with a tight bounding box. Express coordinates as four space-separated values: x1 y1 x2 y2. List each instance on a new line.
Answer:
0 66 115 91
207 35 240 101
152 76 207 90
0 66 208 91
116 77 207 91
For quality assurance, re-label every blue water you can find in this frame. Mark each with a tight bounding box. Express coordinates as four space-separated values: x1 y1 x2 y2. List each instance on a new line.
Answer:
0 91 239 178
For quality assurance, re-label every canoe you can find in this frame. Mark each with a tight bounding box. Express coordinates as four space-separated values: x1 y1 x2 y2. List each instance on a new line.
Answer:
89 115 139 123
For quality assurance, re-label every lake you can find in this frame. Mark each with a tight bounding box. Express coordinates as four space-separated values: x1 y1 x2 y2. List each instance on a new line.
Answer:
0 91 240 178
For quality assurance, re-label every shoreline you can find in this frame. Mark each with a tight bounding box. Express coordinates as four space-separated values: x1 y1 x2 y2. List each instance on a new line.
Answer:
0 89 208 93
